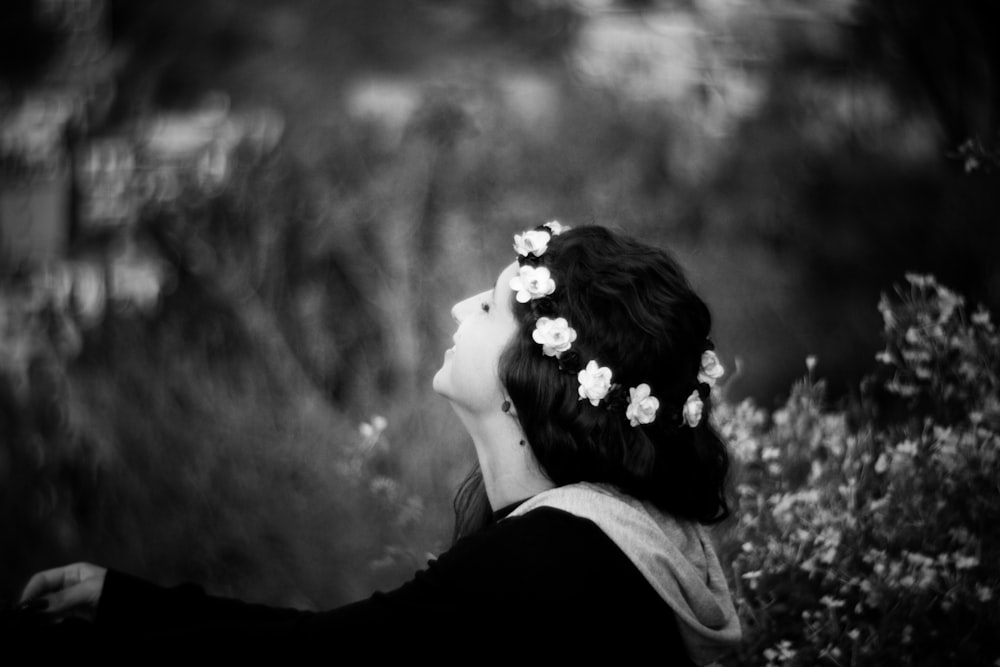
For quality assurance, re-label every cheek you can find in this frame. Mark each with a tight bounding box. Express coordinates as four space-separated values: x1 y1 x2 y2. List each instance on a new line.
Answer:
457 345 500 391
443 341 507 409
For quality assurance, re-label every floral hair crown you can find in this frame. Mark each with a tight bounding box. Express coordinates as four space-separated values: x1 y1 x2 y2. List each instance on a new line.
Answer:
511 221 724 429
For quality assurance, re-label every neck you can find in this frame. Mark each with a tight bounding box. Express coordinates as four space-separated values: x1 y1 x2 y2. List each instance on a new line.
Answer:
452 406 554 510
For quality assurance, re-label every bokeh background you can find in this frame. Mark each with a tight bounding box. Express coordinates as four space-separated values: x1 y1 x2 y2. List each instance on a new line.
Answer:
1 0 997 630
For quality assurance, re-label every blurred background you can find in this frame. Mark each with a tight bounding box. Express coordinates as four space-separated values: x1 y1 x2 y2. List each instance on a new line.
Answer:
1 0 997 610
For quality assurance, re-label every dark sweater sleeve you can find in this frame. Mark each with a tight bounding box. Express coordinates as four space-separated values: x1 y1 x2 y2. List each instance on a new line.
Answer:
93 521 540 654
97 569 309 629
96 514 560 644
92 507 689 660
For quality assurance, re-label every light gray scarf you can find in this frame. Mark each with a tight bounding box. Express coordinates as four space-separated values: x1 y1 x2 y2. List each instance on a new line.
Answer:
506 482 742 665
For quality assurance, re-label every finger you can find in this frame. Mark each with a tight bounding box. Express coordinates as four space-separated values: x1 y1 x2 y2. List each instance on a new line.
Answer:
47 578 101 618
18 566 76 603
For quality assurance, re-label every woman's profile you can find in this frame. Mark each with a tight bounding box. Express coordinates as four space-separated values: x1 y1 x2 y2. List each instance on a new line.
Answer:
15 223 741 662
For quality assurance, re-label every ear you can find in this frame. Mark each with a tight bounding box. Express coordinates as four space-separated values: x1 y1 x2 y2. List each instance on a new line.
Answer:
501 397 519 418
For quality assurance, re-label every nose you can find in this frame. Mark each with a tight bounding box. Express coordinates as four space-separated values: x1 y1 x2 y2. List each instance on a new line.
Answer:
451 296 473 325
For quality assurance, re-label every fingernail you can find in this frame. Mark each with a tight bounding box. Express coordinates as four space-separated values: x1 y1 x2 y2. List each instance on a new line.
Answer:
17 597 49 612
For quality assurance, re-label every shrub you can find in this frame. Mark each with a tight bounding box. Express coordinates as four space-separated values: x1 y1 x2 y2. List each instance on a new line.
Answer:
717 274 1000 667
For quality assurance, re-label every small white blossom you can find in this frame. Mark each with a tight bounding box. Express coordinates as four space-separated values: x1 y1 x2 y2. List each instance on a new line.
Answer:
625 383 659 427
543 220 568 235
512 230 551 257
697 350 725 386
577 360 613 406
509 265 556 303
971 309 991 326
532 317 577 357
360 414 388 440
682 390 703 427
955 555 980 570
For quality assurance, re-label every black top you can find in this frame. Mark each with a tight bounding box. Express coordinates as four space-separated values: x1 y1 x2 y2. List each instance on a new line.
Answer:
17 506 696 662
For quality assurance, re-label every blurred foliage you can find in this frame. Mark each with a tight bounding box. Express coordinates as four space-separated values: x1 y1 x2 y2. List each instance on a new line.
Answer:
853 0 999 149
0 0 61 89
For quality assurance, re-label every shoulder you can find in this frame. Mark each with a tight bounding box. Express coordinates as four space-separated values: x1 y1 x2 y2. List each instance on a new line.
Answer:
443 505 616 569
425 505 660 606
418 506 687 656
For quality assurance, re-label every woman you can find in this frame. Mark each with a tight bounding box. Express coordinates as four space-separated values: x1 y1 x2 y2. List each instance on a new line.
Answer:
16 224 741 662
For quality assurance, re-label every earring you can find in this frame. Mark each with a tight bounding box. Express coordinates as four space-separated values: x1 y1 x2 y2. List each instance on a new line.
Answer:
501 400 511 413
519 439 526 447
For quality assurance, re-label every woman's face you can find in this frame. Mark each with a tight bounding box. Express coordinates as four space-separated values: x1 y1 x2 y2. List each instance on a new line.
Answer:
433 262 520 414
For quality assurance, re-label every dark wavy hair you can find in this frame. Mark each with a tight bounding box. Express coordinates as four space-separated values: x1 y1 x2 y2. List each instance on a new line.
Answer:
453 225 731 542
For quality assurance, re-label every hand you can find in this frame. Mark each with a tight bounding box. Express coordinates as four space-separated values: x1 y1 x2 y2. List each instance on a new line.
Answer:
18 562 107 622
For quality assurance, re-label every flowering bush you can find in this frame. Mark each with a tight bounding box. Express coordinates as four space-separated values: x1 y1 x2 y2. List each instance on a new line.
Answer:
340 414 439 576
717 274 1000 667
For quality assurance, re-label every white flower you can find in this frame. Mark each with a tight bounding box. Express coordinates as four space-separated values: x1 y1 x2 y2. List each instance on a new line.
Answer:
532 317 577 357
509 265 556 303
971 309 991 327
955 555 980 570
626 383 659 427
513 230 551 258
543 220 568 235
577 360 613 406
682 390 703 427
697 350 725 386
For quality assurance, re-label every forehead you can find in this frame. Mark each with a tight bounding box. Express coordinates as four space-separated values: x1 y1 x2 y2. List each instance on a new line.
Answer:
496 261 519 291
493 261 519 317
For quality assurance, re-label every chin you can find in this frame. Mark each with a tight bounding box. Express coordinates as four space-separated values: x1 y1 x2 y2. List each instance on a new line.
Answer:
431 374 469 413
431 367 448 397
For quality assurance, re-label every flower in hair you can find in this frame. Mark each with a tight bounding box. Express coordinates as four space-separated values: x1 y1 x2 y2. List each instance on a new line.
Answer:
697 350 725 387
513 230 551 258
578 360 613 406
543 220 568 236
532 317 577 357
625 383 659 427
510 265 556 303
682 390 703 427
